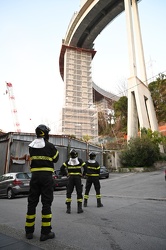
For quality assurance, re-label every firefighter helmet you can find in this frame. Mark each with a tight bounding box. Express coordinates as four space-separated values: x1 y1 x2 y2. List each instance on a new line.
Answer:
35 124 50 140
89 152 96 160
70 149 78 158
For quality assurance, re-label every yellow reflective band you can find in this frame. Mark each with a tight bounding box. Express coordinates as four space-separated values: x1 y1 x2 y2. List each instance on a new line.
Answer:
26 214 36 219
40 131 45 136
25 222 35 227
88 166 100 170
53 151 59 159
42 222 51 227
86 174 99 176
96 195 101 198
42 214 52 219
77 199 83 202
31 167 54 172
30 156 53 161
68 166 81 169
66 198 72 202
82 162 86 166
84 195 89 199
68 172 82 176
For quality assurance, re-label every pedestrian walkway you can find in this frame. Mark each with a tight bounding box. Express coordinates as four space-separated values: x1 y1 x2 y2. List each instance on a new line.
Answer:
0 232 42 250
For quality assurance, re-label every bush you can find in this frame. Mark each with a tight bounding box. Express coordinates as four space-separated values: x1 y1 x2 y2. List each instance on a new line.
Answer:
120 137 160 167
160 153 166 161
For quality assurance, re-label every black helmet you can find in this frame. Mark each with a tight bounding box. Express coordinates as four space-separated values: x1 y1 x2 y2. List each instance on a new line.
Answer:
70 149 78 158
35 124 50 140
89 152 96 160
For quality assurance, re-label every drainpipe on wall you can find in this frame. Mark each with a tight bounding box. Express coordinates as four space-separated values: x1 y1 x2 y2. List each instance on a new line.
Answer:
4 133 13 174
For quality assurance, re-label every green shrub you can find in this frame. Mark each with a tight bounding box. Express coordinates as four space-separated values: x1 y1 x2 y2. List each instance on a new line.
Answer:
160 153 166 161
120 137 160 167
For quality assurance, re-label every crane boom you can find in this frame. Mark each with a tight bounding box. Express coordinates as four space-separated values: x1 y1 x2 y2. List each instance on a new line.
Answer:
6 82 21 132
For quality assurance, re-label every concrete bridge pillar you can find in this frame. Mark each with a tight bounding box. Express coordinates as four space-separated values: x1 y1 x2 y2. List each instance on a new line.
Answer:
124 0 160 142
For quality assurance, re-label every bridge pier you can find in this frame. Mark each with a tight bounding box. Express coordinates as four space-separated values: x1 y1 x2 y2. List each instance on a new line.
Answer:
124 0 159 141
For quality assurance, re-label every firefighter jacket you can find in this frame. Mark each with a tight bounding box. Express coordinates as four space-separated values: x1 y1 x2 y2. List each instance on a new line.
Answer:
29 138 59 172
60 157 86 177
85 160 100 177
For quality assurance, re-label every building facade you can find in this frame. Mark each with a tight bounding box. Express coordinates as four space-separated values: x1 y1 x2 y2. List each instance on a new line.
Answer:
62 46 98 139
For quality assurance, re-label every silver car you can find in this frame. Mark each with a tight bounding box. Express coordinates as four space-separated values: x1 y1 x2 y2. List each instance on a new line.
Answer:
0 172 30 199
99 166 109 179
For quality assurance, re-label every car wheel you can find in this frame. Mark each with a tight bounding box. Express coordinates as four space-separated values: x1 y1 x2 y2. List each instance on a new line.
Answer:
7 188 15 199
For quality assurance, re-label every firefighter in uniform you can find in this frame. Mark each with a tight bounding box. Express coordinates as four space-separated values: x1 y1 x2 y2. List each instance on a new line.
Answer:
25 124 59 241
84 152 103 208
60 149 86 214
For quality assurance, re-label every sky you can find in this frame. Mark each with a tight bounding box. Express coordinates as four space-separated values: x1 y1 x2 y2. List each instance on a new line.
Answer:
0 0 166 134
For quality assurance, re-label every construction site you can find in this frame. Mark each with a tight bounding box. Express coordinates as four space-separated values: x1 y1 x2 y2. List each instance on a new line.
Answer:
0 79 120 175
1 0 166 174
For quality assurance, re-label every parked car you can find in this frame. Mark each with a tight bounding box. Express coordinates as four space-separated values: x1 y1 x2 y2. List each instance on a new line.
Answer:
0 172 30 199
100 166 109 179
26 172 32 179
26 171 69 190
52 169 69 190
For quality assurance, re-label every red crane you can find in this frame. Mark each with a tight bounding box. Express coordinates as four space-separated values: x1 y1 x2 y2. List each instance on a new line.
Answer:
6 82 21 132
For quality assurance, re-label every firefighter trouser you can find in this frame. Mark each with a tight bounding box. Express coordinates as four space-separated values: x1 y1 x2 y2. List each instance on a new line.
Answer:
25 172 54 235
84 176 101 200
66 175 83 203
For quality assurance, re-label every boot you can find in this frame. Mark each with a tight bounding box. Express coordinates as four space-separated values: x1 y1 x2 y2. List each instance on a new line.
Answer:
26 233 33 239
84 199 88 207
66 202 71 214
97 198 103 208
40 231 55 241
77 202 83 213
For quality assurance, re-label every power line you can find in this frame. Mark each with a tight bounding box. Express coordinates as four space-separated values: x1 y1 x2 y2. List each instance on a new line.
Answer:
111 70 166 99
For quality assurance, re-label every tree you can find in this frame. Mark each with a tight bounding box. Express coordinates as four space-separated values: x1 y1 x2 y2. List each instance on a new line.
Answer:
98 111 107 135
98 74 166 141
98 111 114 136
115 78 128 97
119 128 166 167
148 73 166 123
140 127 164 145
82 135 91 142
120 136 160 167
113 96 128 133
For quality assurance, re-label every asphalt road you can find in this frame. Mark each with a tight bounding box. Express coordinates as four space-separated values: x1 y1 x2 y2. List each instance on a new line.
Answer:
0 168 166 250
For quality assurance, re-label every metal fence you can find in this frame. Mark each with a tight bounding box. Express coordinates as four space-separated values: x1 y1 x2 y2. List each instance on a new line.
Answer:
0 132 103 175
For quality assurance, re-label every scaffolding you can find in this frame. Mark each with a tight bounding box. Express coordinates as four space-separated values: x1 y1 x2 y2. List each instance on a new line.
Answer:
62 46 98 139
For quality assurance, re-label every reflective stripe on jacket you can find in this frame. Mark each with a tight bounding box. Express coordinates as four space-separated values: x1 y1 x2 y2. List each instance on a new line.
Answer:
29 140 59 172
61 158 86 176
85 161 100 177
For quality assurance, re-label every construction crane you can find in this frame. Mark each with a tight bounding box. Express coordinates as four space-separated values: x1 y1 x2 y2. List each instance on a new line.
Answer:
6 82 21 132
